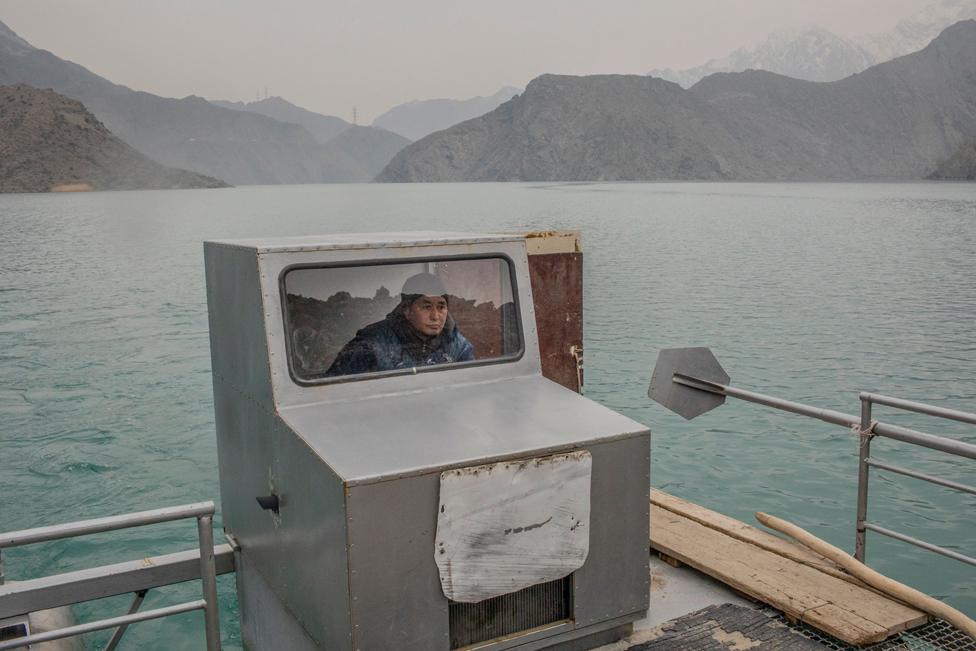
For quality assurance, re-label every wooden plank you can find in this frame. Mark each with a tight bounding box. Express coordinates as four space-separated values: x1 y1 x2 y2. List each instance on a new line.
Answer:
650 505 928 645
651 490 860 585
524 230 580 255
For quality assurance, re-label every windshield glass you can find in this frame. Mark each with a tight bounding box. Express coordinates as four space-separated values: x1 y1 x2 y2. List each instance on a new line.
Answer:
283 257 521 383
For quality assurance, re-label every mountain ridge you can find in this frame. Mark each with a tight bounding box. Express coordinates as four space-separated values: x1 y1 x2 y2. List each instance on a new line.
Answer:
649 27 875 87
378 21 976 182
211 96 354 144
372 87 521 141
0 84 227 192
649 0 976 87
0 20 407 184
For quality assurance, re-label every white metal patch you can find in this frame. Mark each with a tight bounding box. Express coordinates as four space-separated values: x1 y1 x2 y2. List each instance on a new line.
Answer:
434 451 592 603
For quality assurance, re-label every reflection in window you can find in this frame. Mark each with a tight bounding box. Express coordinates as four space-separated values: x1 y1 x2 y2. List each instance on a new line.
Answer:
284 258 520 382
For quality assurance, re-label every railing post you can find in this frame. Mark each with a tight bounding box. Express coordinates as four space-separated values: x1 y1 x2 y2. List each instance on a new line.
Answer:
196 515 221 651
855 396 873 563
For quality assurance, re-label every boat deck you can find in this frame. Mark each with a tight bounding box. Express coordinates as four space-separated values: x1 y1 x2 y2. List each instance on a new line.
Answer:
647 490 927 646
588 490 976 651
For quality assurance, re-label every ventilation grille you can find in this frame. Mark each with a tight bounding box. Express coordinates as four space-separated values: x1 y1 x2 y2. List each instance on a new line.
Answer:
0 622 28 643
449 576 572 649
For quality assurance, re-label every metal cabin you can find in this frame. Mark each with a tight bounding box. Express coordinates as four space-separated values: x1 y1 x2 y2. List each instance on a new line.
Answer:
203 232 650 651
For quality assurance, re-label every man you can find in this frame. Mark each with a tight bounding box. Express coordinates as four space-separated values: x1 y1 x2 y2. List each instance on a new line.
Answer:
325 272 475 377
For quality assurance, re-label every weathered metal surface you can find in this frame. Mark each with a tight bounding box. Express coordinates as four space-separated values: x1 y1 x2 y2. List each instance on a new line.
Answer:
341 435 649 650
435 452 592 603
528 248 583 392
630 604 828 650
235 553 321 651
524 231 581 256
345 473 448 650
572 435 651 627
280 375 645 486
203 242 273 405
648 348 729 420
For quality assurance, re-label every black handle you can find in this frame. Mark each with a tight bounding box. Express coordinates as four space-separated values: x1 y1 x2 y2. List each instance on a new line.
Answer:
256 494 280 514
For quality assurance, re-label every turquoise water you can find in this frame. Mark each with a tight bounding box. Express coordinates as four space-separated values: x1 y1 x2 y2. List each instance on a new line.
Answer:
1 182 974 648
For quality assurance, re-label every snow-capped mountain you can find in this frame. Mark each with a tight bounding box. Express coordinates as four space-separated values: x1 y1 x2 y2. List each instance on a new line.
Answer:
858 0 976 61
650 0 976 87
649 27 873 87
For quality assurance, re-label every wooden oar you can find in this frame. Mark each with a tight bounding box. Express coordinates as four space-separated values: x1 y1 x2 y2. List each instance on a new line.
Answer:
755 511 976 641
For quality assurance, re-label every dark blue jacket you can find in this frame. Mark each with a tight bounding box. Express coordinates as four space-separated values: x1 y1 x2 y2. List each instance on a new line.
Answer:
326 311 474 377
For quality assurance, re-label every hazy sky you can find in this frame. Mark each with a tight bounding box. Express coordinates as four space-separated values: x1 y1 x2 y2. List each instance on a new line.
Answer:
2 0 933 123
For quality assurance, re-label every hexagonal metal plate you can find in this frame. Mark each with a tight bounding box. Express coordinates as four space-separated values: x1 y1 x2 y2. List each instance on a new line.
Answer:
648 347 730 420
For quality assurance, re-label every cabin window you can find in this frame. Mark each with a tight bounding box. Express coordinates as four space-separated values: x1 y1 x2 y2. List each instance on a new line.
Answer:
281 256 522 384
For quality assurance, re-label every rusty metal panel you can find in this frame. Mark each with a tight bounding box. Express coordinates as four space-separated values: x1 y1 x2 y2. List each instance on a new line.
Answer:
527 247 583 393
434 452 592 603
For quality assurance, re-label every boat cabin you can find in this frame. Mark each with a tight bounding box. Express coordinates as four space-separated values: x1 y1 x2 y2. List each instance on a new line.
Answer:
203 232 651 650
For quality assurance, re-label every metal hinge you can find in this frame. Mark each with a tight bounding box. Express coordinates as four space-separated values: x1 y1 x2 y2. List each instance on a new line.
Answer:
569 344 584 392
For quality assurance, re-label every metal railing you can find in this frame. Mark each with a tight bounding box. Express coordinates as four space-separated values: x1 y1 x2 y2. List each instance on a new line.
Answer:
0 502 223 651
649 348 975 582
855 392 976 565
667 373 976 568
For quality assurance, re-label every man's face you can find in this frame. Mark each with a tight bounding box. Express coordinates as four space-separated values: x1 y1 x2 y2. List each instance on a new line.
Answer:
405 295 448 336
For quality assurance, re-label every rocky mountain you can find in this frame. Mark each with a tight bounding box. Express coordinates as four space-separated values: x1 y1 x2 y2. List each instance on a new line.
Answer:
372 87 521 141
0 84 226 192
928 140 976 179
210 96 352 143
649 27 875 87
0 20 404 184
650 0 976 87
377 21 976 182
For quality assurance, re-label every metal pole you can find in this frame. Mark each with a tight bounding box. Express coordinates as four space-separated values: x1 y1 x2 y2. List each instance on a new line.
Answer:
860 392 976 425
864 523 976 568
865 459 976 496
196 515 221 651
855 397 872 563
870 421 976 460
0 600 206 651
673 374 859 428
0 548 5 585
103 589 148 651
672 374 976 460
0 502 215 549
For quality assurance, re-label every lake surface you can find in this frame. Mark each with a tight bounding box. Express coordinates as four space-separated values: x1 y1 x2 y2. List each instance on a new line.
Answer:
1 182 974 648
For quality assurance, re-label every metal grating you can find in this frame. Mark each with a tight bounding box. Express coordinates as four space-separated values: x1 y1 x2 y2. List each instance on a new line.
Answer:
767 610 976 651
449 576 572 649
0 624 28 643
